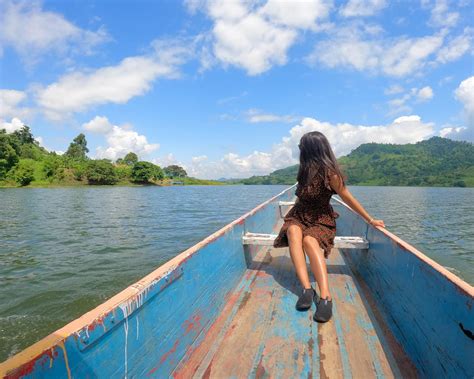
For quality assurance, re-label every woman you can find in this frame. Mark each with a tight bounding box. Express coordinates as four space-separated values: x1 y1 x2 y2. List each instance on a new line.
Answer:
273 131 385 323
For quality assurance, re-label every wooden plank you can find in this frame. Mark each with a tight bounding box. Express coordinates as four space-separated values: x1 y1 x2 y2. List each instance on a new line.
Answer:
192 250 281 377
329 248 397 378
172 248 272 378
180 244 417 378
243 233 369 249
248 249 313 378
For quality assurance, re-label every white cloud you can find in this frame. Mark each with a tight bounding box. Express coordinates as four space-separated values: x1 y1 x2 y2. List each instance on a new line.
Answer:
188 0 331 75
387 86 434 115
0 0 109 63
340 0 387 17
1 117 25 133
384 84 404 95
185 115 435 179
387 94 412 116
83 115 113 134
417 86 434 101
245 108 301 123
82 116 159 161
455 76 474 128
439 126 471 141
259 0 331 29
36 39 193 120
436 28 473 63
0 89 31 119
308 24 445 77
151 153 182 168
427 0 459 28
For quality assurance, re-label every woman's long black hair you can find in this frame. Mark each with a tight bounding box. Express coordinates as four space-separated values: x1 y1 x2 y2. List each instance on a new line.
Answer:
296 131 345 190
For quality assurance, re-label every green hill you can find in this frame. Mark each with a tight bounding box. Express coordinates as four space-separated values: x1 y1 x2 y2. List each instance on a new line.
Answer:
236 137 474 187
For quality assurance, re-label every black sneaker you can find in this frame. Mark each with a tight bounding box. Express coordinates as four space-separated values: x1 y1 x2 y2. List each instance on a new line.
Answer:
313 297 333 322
296 287 316 311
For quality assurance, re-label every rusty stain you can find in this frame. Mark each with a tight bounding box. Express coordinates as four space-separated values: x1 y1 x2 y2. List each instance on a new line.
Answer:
183 314 203 335
318 326 329 379
270 307 277 322
4 359 36 379
202 359 213 379
238 291 251 311
307 336 314 379
160 340 179 365
148 339 181 376
255 356 266 379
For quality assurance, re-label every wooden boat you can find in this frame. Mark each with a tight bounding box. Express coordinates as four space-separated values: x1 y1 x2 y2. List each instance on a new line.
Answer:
1 183 473 378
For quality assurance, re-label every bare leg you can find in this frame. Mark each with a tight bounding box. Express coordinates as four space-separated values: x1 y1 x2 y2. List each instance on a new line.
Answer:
286 225 311 289
302 235 332 300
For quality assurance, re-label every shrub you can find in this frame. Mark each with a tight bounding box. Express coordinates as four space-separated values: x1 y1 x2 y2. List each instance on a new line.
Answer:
85 160 118 185
115 164 132 180
131 161 163 183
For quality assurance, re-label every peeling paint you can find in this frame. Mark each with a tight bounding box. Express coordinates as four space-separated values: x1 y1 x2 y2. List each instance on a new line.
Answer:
58 342 71 379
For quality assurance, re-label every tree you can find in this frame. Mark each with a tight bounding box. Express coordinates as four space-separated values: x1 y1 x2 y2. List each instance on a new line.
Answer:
164 165 187 178
0 131 19 179
123 152 138 166
131 161 164 183
65 133 89 159
85 160 118 185
13 125 35 145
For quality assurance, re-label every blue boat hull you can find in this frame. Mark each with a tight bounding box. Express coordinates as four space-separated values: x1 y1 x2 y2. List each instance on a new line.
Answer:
0 184 473 378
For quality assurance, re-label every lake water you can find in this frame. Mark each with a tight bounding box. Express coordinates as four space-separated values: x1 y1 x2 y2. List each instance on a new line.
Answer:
0 185 472 361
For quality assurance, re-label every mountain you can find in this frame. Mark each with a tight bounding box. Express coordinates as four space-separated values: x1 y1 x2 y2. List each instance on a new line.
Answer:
236 137 474 187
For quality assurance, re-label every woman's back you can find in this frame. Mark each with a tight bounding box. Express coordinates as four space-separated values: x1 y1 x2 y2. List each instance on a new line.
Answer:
295 165 336 206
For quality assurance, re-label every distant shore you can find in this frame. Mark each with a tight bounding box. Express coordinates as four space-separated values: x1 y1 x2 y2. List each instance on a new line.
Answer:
2 181 473 189
0 177 229 188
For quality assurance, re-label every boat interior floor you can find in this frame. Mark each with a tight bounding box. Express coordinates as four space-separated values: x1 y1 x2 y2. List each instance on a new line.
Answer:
173 245 419 378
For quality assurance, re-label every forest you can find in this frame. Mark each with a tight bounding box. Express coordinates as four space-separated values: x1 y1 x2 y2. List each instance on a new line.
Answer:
0 125 222 187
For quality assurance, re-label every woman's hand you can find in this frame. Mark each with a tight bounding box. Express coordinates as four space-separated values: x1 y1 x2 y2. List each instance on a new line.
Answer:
369 219 385 228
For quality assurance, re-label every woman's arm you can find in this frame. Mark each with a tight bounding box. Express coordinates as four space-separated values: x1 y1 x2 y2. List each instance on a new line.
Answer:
329 174 385 228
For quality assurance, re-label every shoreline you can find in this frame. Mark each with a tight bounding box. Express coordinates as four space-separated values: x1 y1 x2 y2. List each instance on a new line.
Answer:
0 178 229 188
1 182 472 189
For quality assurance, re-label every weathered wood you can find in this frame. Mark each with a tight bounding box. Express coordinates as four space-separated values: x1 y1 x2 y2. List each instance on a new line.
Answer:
178 244 417 378
243 232 369 249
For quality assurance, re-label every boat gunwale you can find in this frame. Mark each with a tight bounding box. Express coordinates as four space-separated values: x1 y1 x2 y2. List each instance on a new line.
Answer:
332 196 474 296
0 183 297 375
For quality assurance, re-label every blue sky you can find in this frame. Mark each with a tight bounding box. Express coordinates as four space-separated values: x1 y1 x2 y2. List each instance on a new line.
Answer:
0 0 473 179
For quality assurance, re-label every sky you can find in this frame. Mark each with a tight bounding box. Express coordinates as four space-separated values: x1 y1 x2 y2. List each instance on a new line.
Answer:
0 0 473 179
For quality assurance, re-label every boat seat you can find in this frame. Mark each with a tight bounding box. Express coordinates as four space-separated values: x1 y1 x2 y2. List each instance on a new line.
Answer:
242 232 369 249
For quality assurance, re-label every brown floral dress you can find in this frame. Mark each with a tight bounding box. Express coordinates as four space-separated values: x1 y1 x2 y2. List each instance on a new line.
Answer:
273 166 339 258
